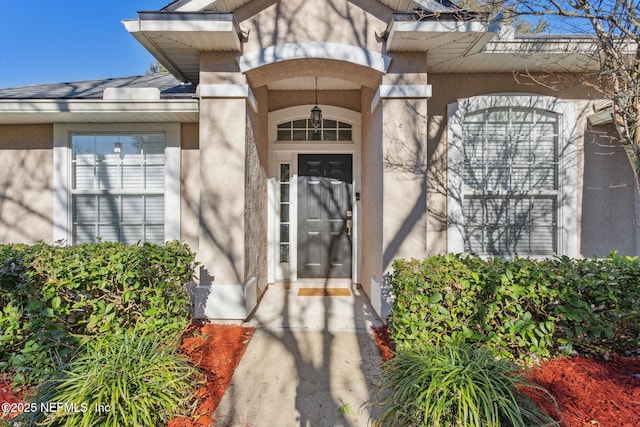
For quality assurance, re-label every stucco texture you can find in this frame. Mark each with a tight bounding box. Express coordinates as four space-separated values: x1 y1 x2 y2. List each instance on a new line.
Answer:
0 125 53 243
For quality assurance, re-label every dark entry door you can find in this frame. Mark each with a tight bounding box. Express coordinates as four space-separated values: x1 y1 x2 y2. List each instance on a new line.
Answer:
297 154 353 278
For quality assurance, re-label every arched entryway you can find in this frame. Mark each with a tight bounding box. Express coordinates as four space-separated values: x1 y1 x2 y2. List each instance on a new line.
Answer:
235 42 387 286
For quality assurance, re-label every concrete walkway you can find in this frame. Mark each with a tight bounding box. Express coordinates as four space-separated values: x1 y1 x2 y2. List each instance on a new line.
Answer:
213 283 385 427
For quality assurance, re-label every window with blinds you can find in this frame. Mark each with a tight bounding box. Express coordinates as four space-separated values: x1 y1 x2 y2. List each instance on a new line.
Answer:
71 132 166 244
462 107 559 256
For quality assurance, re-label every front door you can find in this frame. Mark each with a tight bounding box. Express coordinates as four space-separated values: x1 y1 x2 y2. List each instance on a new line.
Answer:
297 154 353 278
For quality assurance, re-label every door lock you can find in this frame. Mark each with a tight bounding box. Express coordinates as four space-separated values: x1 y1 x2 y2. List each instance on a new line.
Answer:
346 210 353 236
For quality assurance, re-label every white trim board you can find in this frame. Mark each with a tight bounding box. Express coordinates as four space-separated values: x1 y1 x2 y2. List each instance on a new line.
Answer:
238 42 392 74
370 84 432 113
199 84 258 112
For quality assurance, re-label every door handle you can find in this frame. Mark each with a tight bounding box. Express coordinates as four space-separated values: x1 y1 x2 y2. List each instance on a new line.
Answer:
346 219 353 236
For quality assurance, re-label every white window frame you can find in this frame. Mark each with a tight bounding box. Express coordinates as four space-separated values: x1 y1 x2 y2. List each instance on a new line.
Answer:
448 94 578 258
53 123 181 244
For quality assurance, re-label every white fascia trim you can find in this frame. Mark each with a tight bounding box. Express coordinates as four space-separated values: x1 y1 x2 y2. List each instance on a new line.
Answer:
238 42 392 74
0 100 199 114
172 0 217 12
123 16 235 34
370 84 432 113
390 19 489 35
53 123 181 244
447 94 578 257
199 84 258 113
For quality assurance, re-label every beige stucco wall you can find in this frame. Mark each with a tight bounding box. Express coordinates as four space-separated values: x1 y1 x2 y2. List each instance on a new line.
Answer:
581 123 639 256
269 90 361 113
378 54 429 272
381 97 429 267
198 97 249 284
237 0 387 55
181 123 200 252
0 125 53 243
245 85 269 294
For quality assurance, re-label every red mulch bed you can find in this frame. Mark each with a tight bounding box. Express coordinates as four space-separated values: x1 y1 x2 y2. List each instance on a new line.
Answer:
168 324 254 427
4 324 640 426
371 325 640 427
0 377 24 420
0 324 254 426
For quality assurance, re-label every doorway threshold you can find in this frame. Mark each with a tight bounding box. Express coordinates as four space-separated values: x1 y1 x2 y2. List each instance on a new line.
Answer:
277 279 354 289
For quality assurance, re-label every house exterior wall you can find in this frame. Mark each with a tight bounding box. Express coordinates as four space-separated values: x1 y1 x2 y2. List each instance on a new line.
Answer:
582 123 640 256
238 0 386 59
3 1 635 321
245 85 269 296
374 55 430 299
181 122 200 252
428 73 638 257
381 97 429 267
198 97 248 285
0 125 53 243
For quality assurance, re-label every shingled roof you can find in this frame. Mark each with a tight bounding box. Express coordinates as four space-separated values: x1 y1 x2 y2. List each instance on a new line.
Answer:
0 73 196 100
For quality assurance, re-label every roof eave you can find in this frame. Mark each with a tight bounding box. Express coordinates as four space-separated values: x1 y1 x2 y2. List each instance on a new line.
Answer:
385 14 495 54
123 12 243 84
0 99 200 124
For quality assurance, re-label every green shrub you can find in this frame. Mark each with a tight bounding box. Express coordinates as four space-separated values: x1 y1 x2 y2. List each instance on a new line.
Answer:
388 253 640 361
552 254 640 355
373 342 557 427
18 329 201 427
0 241 197 386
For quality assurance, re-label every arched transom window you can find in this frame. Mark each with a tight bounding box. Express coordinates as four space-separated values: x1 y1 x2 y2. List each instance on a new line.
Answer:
277 118 352 142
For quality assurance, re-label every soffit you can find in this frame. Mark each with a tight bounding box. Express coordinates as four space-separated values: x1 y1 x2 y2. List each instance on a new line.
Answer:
386 15 602 73
163 0 459 13
163 0 253 12
386 17 495 55
123 12 242 84
428 36 602 73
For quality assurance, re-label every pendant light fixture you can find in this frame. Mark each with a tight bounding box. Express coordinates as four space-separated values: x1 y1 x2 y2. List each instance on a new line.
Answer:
310 76 322 132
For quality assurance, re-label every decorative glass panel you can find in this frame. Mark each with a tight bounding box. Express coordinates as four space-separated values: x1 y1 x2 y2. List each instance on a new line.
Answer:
279 162 292 263
280 164 290 183
280 244 290 263
280 224 290 243
280 204 290 223
276 119 353 142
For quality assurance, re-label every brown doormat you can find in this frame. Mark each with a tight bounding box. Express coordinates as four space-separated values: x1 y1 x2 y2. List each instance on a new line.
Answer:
298 288 352 297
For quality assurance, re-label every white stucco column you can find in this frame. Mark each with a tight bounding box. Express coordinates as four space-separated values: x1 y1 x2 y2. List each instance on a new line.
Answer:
373 84 432 269
195 84 259 319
